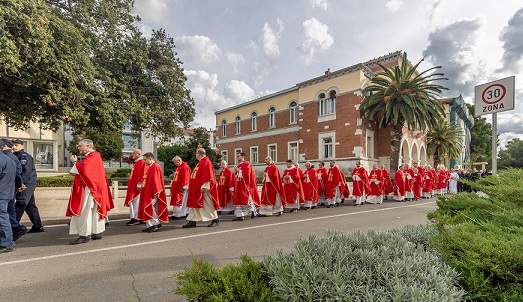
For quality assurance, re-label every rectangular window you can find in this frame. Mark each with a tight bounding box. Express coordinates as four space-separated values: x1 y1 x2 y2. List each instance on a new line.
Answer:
323 138 333 158
234 148 242 165
250 146 258 164
268 144 277 163
288 142 298 163
33 142 54 169
319 98 336 116
221 150 228 164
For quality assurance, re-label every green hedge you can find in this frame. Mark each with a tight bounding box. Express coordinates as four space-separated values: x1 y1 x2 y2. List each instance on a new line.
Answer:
428 168 523 301
36 174 74 187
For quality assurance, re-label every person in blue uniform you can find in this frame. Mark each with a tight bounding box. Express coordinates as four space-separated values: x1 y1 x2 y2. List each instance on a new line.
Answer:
0 139 16 253
12 139 44 233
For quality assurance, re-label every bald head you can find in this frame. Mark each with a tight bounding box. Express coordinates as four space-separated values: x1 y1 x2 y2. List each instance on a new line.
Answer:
131 149 142 160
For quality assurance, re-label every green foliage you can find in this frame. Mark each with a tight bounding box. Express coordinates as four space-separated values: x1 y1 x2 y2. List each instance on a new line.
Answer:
360 53 447 173
1 0 194 143
498 138 523 169
466 104 493 166
36 174 74 187
426 120 463 167
263 227 464 302
174 255 276 302
110 168 131 179
428 169 523 301
157 144 188 176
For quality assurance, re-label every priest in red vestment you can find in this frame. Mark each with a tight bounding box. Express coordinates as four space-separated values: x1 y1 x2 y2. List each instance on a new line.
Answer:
325 160 344 208
302 162 319 209
259 156 286 216
283 160 304 212
232 152 259 221
137 153 169 232
404 163 414 200
422 165 434 198
411 162 424 200
352 162 370 206
316 162 328 206
67 139 113 245
170 156 191 219
393 165 406 202
183 148 220 228
380 164 393 199
124 149 148 226
367 164 383 204
217 160 235 213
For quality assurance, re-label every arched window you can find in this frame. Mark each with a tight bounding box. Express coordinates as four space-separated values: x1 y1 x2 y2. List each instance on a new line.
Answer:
268 107 276 128
251 112 257 131
289 101 298 124
319 91 337 116
221 119 227 137
329 90 336 114
235 116 241 134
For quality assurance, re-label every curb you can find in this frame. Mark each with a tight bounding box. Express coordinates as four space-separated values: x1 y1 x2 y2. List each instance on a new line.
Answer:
23 213 132 226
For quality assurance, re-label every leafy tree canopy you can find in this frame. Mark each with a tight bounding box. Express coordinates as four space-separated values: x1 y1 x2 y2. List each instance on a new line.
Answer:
498 138 523 169
466 104 493 165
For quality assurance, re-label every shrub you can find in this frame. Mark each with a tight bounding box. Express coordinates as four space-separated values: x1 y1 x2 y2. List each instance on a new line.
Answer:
174 255 276 302
263 227 464 302
36 174 74 187
110 168 131 179
428 169 523 301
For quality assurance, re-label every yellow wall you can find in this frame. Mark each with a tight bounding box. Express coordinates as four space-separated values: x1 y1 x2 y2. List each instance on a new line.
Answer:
215 89 299 125
0 121 62 141
215 69 369 126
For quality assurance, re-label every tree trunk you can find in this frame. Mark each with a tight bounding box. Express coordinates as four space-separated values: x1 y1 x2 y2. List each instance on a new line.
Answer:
390 122 404 174
433 150 440 168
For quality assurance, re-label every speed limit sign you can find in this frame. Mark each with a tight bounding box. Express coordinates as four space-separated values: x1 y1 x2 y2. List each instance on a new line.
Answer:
474 76 515 116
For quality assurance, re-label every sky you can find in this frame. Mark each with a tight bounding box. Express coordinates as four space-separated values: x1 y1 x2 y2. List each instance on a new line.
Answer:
133 0 523 149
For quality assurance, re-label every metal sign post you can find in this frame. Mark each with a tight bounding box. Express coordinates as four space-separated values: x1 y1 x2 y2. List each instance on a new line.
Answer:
474 76 515 176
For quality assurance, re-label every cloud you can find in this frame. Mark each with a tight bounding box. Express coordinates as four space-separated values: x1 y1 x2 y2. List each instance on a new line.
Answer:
133 0 169 24
386 0 403 12
499 7 523 73
175 35 222 63
223 80 255 102
226 52 246 72
298 18 334 65
422 17 486 95
253 19 285 86
310 0 330 10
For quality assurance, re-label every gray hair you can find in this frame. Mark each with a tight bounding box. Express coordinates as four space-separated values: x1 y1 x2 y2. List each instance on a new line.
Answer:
173 156 182 161
78 139 94 150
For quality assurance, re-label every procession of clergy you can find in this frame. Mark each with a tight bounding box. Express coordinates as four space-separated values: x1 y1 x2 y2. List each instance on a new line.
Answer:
65 139 454 245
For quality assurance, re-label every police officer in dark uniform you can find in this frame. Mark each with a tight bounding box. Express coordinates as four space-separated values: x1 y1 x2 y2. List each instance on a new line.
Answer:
1 139 27 241
0 139 17 253
12 139 44 233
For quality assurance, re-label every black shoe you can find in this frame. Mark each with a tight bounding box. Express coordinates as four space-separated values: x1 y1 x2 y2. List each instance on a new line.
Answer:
13 229 27 241
335 203 340 207
311 206 316 209
251 212 256 219
0 246 16 253
217 211 222 215
169 215 179 220
69 236 91 245
341 198 345 204
233 217 244 221
277 212 283 216
208 219 219 227
288 208 298 213
157 223 162 229
92 233 103 240
258 214 268 217
328 205 334 208
28 227 45 233
182 221 197 228
126 219 140 226
304 207 310 210
142 225 158 232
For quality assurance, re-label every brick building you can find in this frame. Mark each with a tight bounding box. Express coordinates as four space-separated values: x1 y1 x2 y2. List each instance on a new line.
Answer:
215 51 428 174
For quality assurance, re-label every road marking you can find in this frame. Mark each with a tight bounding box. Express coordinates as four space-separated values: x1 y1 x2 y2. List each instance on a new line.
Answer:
1 201 435 266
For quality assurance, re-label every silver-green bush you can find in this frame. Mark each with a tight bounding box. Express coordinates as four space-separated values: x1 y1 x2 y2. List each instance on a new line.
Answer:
263 226 464 302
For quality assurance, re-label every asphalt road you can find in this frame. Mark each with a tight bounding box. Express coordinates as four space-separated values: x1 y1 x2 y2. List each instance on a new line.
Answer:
0 199 437 302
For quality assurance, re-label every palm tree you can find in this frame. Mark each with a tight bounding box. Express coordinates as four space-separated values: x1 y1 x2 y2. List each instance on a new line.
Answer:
360 53 447 173
426 120 463 167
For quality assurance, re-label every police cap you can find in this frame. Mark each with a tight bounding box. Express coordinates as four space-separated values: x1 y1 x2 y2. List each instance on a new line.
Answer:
1 138 13 148
12 139 24 145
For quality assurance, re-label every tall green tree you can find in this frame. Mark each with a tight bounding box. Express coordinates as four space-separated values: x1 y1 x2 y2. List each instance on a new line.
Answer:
360 53 447 173
182 128 221 170
498 138 523 169
1 0 195 147
466 104 493 166
426 120 463 167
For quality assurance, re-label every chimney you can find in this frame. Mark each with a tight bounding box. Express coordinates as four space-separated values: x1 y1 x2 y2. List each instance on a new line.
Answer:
324 68 330 75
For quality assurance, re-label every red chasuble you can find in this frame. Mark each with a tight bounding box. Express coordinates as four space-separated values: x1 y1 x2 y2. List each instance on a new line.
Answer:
411 167 424 198
303 168 318 202
368 168 383 196
66 151 113 220
394 169 406 196
437 169 447 190
325 166 343 199
261 163 286 206
351 167 370 197
170 162 191 206
283 167 305 203
187 156 220 209
423 169 434 193
124 159 149 206
234 161 256 207
316 167 328 196
138 163 168 223
381 168 393 194
217 167 235 208
340 170 351 198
